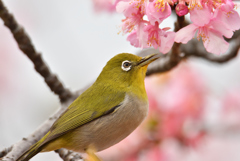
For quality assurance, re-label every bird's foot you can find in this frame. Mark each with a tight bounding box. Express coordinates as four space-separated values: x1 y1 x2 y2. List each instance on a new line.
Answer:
85 147 101 161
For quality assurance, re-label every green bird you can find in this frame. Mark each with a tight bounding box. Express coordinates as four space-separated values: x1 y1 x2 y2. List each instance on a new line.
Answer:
17 53 159 161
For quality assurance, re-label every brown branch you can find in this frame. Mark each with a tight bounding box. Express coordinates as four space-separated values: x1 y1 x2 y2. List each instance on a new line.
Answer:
182 36 240 63
55 149 83 161
174 15 187 32
0 0 72 103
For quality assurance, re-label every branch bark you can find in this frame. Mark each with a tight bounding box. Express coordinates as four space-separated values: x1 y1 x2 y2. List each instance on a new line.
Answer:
55 149 83 161
0 147 12 159
183 36 240 63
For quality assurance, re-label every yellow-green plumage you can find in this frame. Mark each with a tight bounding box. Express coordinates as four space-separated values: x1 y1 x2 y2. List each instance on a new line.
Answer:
17 53 159 161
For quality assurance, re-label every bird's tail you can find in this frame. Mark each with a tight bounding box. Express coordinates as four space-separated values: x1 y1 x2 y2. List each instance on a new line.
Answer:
16 132 50 161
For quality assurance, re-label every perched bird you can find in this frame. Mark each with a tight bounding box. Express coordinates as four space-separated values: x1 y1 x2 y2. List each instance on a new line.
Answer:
17 53 159 161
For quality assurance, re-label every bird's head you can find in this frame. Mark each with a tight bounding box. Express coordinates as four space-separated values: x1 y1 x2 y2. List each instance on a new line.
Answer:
96 53 159 92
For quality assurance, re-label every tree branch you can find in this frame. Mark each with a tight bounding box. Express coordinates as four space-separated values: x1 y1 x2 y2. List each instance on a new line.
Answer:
182 36 240 63
0 0 73 103
0 147 12 159
55 149 83 161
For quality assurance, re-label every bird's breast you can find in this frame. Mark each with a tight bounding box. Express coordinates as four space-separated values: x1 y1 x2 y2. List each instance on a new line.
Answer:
69 94 148 152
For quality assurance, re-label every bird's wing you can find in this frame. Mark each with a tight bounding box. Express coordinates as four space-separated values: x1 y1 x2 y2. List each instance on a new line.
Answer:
42 85 126 144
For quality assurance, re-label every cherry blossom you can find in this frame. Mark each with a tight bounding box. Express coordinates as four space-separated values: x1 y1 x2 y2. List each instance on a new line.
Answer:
93 0 240 55
146 0 172 25
145 23 175 53
174 4 235 54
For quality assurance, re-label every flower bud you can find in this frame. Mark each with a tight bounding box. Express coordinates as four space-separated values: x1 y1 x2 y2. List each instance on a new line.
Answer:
175 3 189 16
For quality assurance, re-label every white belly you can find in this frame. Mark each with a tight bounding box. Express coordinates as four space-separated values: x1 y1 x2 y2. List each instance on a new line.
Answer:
69 94 148 152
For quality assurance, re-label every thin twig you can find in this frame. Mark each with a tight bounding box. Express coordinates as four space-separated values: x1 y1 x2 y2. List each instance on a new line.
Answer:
0 0 72 103
55 149 83 161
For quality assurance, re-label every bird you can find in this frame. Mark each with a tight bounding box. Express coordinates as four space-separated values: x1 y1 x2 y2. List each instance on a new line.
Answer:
17 53 159 161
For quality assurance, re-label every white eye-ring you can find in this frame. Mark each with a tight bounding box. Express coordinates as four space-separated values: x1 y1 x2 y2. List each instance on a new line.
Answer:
121 60 132 71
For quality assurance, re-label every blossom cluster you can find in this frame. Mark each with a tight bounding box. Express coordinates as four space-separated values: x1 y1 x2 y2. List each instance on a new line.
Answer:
94 0 240 55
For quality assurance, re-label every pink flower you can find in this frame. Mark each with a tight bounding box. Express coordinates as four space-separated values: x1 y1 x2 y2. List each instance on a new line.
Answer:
144 23 175 53
116 0 139 17
116 0 148 16
185 0 203 9
121 12 144 34
126 23 148 48
115 0 240 55
127 31 141 47
146 0 172 25
127 22 175 53
214 0 240 31
175 4 234 54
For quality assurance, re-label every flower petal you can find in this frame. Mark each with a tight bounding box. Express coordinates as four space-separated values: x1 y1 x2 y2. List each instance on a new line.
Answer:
159 31 176 54
210 19 233 38
215 9 240 31
146 1 171 25
127 31 140 47
190 5 212 26
203 29 229 55
137 23 148 48
175 24 198 44
116 1 138 17
220 0 234 12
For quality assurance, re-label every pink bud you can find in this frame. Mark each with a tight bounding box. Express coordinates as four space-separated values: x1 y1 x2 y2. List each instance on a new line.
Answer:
175 3 189 16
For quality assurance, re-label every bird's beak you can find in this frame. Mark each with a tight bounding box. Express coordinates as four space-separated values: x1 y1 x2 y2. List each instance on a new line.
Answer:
137 54 160 67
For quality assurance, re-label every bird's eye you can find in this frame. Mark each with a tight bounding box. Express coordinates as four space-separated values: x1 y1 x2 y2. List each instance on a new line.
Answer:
121 60 132 71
